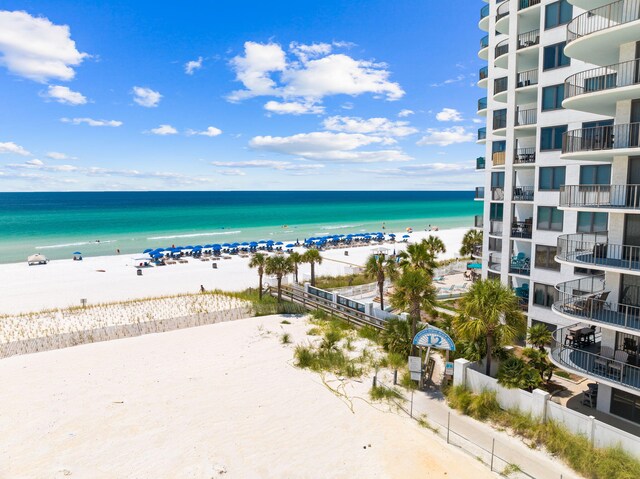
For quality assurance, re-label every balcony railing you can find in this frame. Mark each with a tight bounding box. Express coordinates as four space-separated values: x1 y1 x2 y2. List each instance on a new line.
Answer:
509 254 531 275
480 34 489 49
562 123 640 155
479 66 489 81
565 59 640 100
496 1 510 21
553 275 640 333
491 186 505 201
490 220 503 235
472 244 483 258
560 184 640 210
494 77 508 95
516 68 538 88
567 0 640 44
551 327 640 392
475 186 485 200
480 4 490 20
492 151 506 166
511 220 533 239
478 97 487 111
513 186 534 201
519 0 540 10
474 215 484 228
489 252 502 272
515 108 537 127
517 29 540 49
493 110 507 130
557 232 640 272
476 156 486 170
478 127 487 141
495 39 509 58
513 147 536 164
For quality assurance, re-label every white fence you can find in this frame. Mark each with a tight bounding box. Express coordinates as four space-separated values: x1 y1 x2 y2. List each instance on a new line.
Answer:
455 359 640 458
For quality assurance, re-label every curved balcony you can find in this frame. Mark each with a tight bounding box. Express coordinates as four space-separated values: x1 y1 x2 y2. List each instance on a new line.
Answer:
496 1 510 34
492 151 506 167
566 0 640 65
479 4 490 31
493 110 507 135
474 215 484 229
493 77 508 103
514 108 537 136
488 252 502 272
477 96 487 116
517 29 539 51
475 186 485 201
495 39 509 69
550 326 640 395
479 34 490 60
476 156 486 171
561 122 640 161
552 274 640 334
556 232 640 275
513 147 536 166
513 186 534 202
559 184 640 212
477 127 486 144
568 0 616 10
472 244 483 259
564 59 640 116
478 66 489 88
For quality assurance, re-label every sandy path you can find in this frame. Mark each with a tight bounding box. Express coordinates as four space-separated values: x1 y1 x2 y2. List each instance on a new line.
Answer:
0 314 493 479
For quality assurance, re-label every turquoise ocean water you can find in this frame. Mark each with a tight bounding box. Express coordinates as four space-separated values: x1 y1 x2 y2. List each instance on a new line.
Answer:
0 191 481 264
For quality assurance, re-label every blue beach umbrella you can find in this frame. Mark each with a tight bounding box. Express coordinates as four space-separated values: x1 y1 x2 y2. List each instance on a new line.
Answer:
143 248 153 254
222 243 231 247
241 242 250 246
389 233 396 237
403 234 410 238
258 240 267 244
286 243 295 248
275 241 283 245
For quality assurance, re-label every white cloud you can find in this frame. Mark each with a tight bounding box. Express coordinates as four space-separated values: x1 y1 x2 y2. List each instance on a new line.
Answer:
46 151 76 160
211 160 324 171
149 124 178 135
416 126 474 146
6 158 78 172
264 100 324 115
218 169 246 176
249 131 411 163
43 85 87 105
430 74 466 87
398 109 414 118
227 41 404 113
61 117 122 127
362 162 475 177
472 118 483 124
132 86 162 107
0 11 87 82
322 116 417 137
0 141 30 156
185 56 203 75
435 108 463 122
187 126 222 137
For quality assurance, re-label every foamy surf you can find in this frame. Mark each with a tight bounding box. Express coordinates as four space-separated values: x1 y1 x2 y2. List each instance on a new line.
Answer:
147 231 241 240
36 240 115 250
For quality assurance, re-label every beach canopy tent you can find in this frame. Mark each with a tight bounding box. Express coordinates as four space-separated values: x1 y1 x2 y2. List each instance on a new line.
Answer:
467 263 482 270
27 253 48 265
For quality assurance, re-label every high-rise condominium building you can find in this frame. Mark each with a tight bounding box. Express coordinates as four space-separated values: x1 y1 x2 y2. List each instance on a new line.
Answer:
477 0 640 425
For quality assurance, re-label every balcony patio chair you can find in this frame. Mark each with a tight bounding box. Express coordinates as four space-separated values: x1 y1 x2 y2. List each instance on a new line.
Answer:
564 333 579 348
594 346 615 371
623 337 638 354
609 350 629 379
581 388 598 408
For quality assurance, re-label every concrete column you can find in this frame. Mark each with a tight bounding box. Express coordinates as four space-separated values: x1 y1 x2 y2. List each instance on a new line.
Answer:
596 384 612 415
453 358 471 388
587 415 596 447
531 389 550 422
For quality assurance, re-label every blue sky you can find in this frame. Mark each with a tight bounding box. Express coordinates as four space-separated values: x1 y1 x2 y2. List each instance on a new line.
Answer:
0 0 485 191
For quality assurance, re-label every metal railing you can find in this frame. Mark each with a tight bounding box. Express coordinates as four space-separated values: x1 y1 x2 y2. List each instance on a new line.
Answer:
490 220 503 235
480 34 489 49
509 259 531 276
515 108 537 127
475 186 485 199
562 122 640 154
480 4 490 20
493 110 507 130
492 151 506 166
474 214 484 228
557 231 640 272
560 184 640 209
516 68 538 88
478 97 487 111
565 58 640 100
472 244 483 258
519 0 540 10
567 0 640 44
496 1 510 21
491 186 505 201
488 252 502 272
553 274 640 332
476 156 486 170
495 38 509 58
479 65 489 81
494 76 508 95
511 220 533 239
513 186 534 201
551 327 640 392
513 147 536 164
517 29 540 49
478 127 487 141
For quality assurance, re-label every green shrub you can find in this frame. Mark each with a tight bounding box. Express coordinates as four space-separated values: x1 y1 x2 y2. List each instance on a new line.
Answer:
294 345 314 368
321 329 343 350
467 390 501 420
307 327 322 336
400 370 418 390
380 318 411 356
280 319 291 325
358 325 381 342
445 385 473 415
370 384 403 401
280 333 291 344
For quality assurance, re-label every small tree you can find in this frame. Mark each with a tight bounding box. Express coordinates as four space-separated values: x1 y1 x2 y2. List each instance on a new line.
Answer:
289 252 302 284
265 255 294 302
522 347 555 382
302 249 322 286
460 229 483 257
248 253 267 299
497 356 542 392
398 241 437 275
527 323 553 351
364 253 398 310
424 235 446 256
381 318 412 357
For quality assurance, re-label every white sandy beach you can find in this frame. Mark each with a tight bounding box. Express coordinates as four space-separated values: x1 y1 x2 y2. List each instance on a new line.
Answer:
0 227 467 315
0 313 494 479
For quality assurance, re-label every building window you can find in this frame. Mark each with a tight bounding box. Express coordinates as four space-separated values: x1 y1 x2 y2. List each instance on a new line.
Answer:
538 206 564 231
533 283 557 308
490 203 504 221
545 0 573 30
540 125 567 151
539 166 566 191
542 84 565 111
543 42 570 70
577 212 608 233
491 171 505 188
611 388 640 425
580 165 611 185
535 245 560 271
489 237 502 252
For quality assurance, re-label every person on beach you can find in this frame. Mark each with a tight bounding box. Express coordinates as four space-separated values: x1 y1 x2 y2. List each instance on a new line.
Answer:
200 285 206 293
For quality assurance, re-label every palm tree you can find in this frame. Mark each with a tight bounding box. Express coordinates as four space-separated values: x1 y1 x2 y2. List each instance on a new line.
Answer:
248 253 267 299
265 255 294 302
302 249 322 286
289 252 302 284
390 268 436 349
460 229 483 257
364 253 397 310
527 323 553 351
424 235 446 256
452 279 526 376
398 241 436 275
